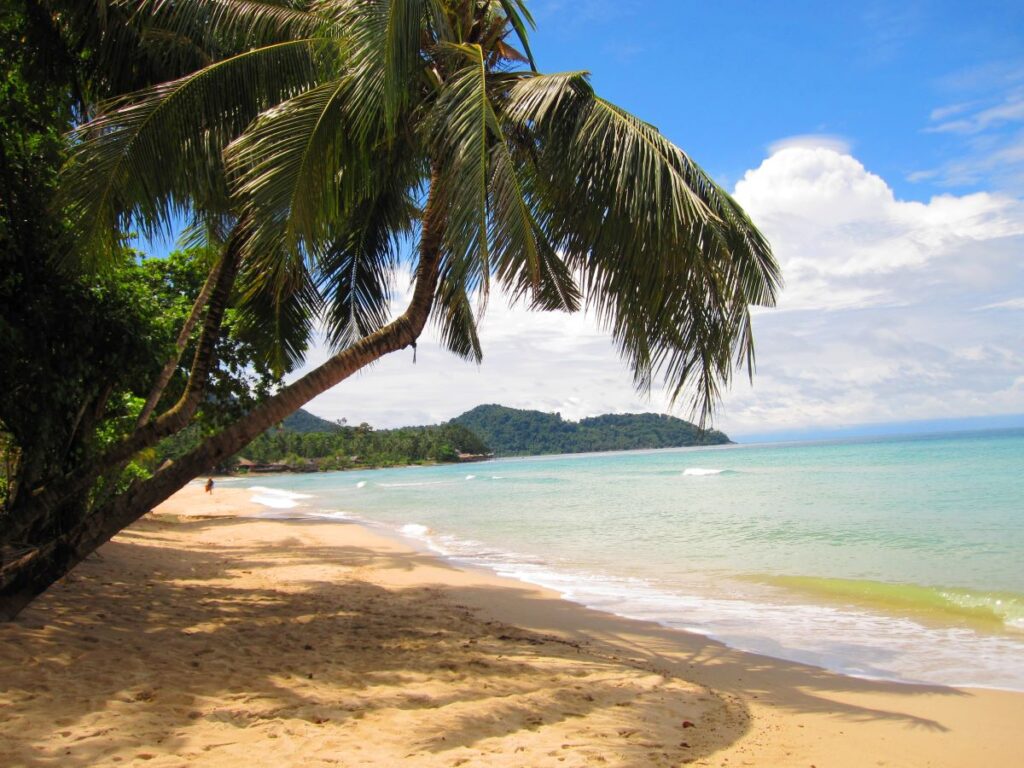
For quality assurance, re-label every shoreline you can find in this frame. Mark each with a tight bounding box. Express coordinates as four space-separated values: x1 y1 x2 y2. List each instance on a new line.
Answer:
1 485 1021 766
226 475 1024 693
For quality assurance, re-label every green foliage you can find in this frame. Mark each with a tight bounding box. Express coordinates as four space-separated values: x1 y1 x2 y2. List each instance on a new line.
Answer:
0 4 163 508
141 248 281 429
240 421 490 470
0 3 277 505
236 402 730 470
452 405 730 457
65 0 781 418
0 3 280 521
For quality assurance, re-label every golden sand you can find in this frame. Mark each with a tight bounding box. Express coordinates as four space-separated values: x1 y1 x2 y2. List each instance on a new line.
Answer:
1 484 1020 767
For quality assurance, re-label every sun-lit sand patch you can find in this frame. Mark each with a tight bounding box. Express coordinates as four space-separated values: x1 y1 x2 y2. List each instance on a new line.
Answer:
0 485 1020 767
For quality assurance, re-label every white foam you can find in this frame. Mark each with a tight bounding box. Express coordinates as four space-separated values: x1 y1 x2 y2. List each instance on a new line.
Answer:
465 474 476 480
308 509 355 521
356 481 367 488
250 495 299 509
247 486 313 499
247 486 313 510
382 517 1024 691
378 480 450 488
683 467 725 476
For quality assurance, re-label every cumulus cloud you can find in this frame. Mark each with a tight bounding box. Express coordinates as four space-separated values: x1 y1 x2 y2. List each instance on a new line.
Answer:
721 146 1024 434
732 147 1024 309
289 146 1024 438
767 134 852 156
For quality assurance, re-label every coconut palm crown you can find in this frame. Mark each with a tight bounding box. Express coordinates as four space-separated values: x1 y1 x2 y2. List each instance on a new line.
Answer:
65 0 781 419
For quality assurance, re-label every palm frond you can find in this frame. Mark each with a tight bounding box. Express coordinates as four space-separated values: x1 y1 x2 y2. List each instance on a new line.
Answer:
496 0 536 71
487 120 579 312
177 211 235 252
127 0 332 50
431 267 483 363
336 0 429 132
62 38 323 262
227 76 358 265
501 70 593 127
316 184 418 350
501 81 781 421
232 255 324 376
429 43 495 297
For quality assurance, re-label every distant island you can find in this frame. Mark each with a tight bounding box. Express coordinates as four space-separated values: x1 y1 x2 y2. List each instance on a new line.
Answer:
231 405 729 472
452 404 730 456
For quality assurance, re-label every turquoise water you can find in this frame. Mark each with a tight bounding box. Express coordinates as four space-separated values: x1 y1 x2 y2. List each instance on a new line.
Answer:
235 428 1024 690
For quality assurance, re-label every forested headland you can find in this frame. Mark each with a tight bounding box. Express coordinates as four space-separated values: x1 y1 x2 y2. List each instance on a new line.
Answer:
229 405 731 472
452 405 730 456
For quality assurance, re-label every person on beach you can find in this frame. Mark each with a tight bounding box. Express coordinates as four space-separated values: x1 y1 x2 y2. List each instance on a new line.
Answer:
204 478 214 494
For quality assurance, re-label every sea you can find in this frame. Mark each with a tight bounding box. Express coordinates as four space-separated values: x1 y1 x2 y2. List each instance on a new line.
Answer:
224 427 1024 691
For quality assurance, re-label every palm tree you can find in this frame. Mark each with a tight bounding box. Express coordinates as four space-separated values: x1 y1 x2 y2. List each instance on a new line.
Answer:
0 0 779 618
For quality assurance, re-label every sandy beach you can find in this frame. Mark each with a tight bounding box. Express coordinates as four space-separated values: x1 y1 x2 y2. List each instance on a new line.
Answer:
1 485 1020 767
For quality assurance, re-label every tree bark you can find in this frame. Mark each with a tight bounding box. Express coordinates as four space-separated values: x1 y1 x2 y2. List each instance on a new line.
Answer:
135 251 226 428
0 180 445 620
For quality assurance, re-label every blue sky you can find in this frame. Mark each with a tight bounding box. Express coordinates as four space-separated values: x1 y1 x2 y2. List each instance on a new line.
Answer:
528 0 1024 200
284 3 1024 439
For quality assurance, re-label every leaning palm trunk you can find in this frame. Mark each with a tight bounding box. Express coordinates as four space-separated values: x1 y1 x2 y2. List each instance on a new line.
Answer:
3 1 781 620
0 195 443 620
135 252 226 428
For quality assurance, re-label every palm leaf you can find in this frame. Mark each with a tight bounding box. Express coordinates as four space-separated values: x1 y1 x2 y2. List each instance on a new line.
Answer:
127 0 331 49
227 76 358 267
316 182 418 350
62 38 323 261
500 78 780 420
336 0 429 132
232 254 324 376
487 118 579 312
496 0 537 71
429 43 495 297
431 267 483 363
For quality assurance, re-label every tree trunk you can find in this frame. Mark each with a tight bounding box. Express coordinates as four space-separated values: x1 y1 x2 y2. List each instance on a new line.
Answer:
0 180 445 620
135 251 226 428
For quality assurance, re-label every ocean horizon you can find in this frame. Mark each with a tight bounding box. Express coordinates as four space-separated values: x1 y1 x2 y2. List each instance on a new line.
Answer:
227 426 1024 691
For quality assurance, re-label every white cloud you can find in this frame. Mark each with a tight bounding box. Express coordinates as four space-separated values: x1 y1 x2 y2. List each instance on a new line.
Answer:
721 146 1024 434
767 134 851 156
975 297 1024 310
914 64 1024 192
732 147 1024 311
288 146 1024 438
926 88 1024 135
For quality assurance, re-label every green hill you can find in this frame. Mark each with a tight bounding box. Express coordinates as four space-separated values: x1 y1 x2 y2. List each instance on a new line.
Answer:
281 408 343 434
451 404 730 457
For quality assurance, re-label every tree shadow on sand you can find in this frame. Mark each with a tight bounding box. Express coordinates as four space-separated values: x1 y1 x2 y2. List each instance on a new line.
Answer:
1 517 737 767
0 515 971 767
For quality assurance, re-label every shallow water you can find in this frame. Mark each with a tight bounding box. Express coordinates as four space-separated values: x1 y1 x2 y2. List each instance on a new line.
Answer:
243 428 1024 690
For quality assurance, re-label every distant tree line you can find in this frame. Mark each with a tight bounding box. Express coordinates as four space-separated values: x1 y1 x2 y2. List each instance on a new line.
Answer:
230 404 733 470
239 422 490 471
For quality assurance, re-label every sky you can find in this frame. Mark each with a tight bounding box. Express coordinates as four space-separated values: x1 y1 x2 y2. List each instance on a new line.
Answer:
287 0 1024 440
